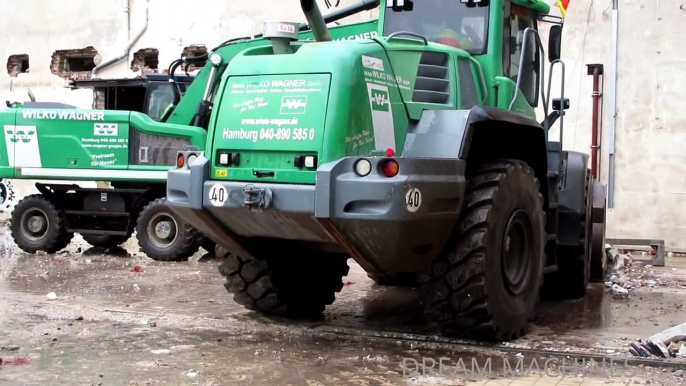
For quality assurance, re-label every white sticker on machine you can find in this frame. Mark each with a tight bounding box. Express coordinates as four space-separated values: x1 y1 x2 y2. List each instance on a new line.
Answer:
405 188 422 213
209 184 228 207
366 83 395 151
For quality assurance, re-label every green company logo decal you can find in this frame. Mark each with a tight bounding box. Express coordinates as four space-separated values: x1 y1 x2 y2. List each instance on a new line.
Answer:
280 96 308 114
94 123 119 136
6 129 35 143
370 89 390 112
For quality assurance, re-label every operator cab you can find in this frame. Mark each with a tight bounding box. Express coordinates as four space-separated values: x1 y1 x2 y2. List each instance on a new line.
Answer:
144 74 195 121
383 0 488 54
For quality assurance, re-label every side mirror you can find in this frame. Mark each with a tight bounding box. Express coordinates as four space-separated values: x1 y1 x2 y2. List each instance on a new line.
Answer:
548 25 562 62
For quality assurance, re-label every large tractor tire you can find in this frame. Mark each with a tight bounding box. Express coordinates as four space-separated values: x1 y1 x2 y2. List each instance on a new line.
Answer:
136 198 201 262
544 170 593 298
419 159 546 342
219 252 350 317
82 234 130 249
589 180 609 282
367 272 419 287
10 194 74 254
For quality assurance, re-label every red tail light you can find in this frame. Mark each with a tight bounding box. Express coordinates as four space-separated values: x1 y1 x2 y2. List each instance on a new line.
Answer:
177 154 185 168
381 159 399 177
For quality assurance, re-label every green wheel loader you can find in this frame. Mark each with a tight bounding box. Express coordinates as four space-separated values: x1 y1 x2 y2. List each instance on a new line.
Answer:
0 8 379 260
166 0 611 341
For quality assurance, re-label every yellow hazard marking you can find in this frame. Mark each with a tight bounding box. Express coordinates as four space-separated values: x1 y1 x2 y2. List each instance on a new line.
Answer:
215 169 228 177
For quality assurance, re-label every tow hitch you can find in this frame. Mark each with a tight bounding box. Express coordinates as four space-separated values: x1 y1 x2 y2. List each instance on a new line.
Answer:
238 184 273 211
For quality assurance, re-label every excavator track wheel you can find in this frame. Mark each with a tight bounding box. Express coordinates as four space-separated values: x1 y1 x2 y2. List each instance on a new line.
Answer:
136 198 201 262
9 194 74 254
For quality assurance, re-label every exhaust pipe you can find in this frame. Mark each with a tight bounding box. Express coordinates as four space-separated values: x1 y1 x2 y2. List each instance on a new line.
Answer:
300 0 332 42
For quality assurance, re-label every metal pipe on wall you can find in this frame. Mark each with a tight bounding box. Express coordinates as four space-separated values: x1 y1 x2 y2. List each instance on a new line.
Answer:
92 0 150 77
124 0 131 41
607 0 619 207
587 64 604 180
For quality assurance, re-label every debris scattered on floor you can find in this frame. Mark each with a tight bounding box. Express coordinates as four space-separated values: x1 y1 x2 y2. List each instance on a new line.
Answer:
0 357 30 366
46 292 57 300
630 321 686 358
603 244 686 300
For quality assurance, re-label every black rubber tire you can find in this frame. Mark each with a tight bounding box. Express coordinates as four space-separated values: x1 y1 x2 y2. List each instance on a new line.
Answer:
219 252 350 317
419 159 546 342
545 169 592 298
589 181 608 282
9 194 74 254
82 234 130 249
201 237 217 254
136 197 201 262
215 244 229 259
589 221 608 282
367 272 419 287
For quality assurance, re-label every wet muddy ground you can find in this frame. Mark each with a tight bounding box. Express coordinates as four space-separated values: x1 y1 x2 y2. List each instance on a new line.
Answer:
1 225 685 385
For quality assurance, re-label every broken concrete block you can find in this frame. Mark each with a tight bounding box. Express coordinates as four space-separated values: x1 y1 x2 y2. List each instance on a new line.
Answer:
610 284 629 299
649 322 686 350
613 253 632 269
605 281 613 288
677 344 686 357
668 342 681 356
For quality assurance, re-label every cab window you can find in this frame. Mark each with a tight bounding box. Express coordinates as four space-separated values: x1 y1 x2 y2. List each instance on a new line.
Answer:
503 3 539 106
145 82 187 121
383 0 489 55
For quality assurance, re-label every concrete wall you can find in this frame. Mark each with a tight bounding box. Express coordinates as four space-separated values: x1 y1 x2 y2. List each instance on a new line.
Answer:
1 0 684 250
551 0 686 251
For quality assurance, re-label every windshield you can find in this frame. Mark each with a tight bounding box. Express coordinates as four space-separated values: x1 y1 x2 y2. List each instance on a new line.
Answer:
145 82 188 121
383 0 489 55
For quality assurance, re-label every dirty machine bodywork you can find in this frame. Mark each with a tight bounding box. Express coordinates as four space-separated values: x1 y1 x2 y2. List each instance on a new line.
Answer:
0 15 378 260
167 0 609 341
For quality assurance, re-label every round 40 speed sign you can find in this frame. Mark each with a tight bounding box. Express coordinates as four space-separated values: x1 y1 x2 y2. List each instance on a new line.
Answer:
405 187 422 213
209 184 228 207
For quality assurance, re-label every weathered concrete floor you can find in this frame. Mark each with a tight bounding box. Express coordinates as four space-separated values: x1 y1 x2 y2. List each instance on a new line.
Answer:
1 229 685 385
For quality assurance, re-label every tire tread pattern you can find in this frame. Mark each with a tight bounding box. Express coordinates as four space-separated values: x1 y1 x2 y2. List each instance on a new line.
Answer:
219 253 350 317
420 159 546 342
10 194 73 254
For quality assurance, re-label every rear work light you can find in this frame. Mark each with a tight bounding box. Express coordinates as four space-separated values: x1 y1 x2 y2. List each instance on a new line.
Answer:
381 159 399 177
218 151 240 166
354 159 372 177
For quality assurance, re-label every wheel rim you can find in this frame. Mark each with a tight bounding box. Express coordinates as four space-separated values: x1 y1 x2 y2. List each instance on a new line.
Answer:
20 208 49 242
501 209 534 296
146 212 178 249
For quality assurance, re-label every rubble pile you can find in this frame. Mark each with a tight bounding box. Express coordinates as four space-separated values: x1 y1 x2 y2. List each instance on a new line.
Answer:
629 322 686 359
604 247 657 299
602 245 686 299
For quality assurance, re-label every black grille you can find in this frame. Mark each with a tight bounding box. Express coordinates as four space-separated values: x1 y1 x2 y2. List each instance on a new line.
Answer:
412 51 450 105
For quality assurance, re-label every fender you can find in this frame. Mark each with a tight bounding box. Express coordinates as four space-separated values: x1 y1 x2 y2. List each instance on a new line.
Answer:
402 106 547 160
402 105 549 197
557 150 590 246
